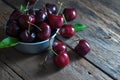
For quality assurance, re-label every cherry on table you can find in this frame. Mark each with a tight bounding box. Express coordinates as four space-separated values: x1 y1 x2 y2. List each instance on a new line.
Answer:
54 51 70 68
53 41 67 54
60 24 75 38
74 39 91 56
63 8 77 21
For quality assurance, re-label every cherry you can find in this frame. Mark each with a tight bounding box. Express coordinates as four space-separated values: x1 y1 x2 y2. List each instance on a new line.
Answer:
63 8 77 21
48 14 64 29
26 0 36 5
60 24 75 38
54 51 70 68
9 9 23 21
36 22 51 41
74 39 90 56
18 14 35 29
19 30 36 42
35 9 47 23
53 41 67 54
6 21 20 37
45 3 58 14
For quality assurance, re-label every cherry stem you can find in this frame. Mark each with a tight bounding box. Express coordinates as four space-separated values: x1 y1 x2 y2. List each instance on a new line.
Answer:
28 22 31 34
57 2 63 15
27 21 42 31
49 38 58 56
62 14 67 24
26 2 30 10
32 0 39 9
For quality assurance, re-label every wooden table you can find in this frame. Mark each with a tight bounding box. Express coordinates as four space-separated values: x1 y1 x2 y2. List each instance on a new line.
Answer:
0 0 120 80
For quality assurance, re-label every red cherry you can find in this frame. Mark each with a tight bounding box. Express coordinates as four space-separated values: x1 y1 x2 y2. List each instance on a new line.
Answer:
54 51 70 68
9 9 23 21
74 39 91 56
63 8 77 21
35 9 47 23
18 14 35 29
60 24 75 38
6 21 20 37
53 41 67 54
45 3 58 14
19 30 36 42
37 22 51 41
48 14 64 29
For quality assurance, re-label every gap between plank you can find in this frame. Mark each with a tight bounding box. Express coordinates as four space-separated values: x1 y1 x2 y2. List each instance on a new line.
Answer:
1 0 116 79
56 38 116 80
0 59 25 80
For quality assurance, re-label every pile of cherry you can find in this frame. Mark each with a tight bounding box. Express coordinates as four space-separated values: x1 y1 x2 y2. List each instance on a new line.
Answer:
5 0 91 68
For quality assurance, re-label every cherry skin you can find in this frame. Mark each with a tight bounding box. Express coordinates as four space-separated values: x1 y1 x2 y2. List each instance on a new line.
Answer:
54 51 70 68
19 30 36 42
35 9 47 23
53 41 67 54
36 22 51 41
9 9 23 21
74 39 91 56
48 14 64 29
63 8 77 21
60 24 75 38
18 14 35 29
6 21 20 37
45 3 58 14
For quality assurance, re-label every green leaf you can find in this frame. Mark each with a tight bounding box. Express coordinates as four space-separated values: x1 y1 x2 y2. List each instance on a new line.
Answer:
20 5 26 13
0 37 19 48
72 23 88 32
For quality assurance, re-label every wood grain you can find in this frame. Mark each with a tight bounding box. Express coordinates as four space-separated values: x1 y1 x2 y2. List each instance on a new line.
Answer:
0 46 113 80
56 0 120 79
0 0 120 80
0 61 23 80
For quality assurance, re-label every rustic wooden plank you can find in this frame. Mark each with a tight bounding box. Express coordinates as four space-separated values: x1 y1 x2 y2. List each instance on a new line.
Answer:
0 1 23 80
55 0 120 79
0 46 113 80
0 0 117 80
0 60 23 80
98 0 120 15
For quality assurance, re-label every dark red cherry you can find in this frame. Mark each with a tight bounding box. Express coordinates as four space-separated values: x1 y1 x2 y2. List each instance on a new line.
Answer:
45 3 58 14
63 8 77 21
53 41 67 54
37 22 51 41
48 14 64 29
74 39 91 56
19 30 36 42
18 14 35 29
35 9 47 23
6 21 20 37
54 51 70 68
60 24 75 38
9 9 23 21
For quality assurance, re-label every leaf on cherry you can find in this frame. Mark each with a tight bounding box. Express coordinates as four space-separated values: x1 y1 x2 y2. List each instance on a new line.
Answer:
72 23 88 32
20 5 26 13
0 37 19 48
